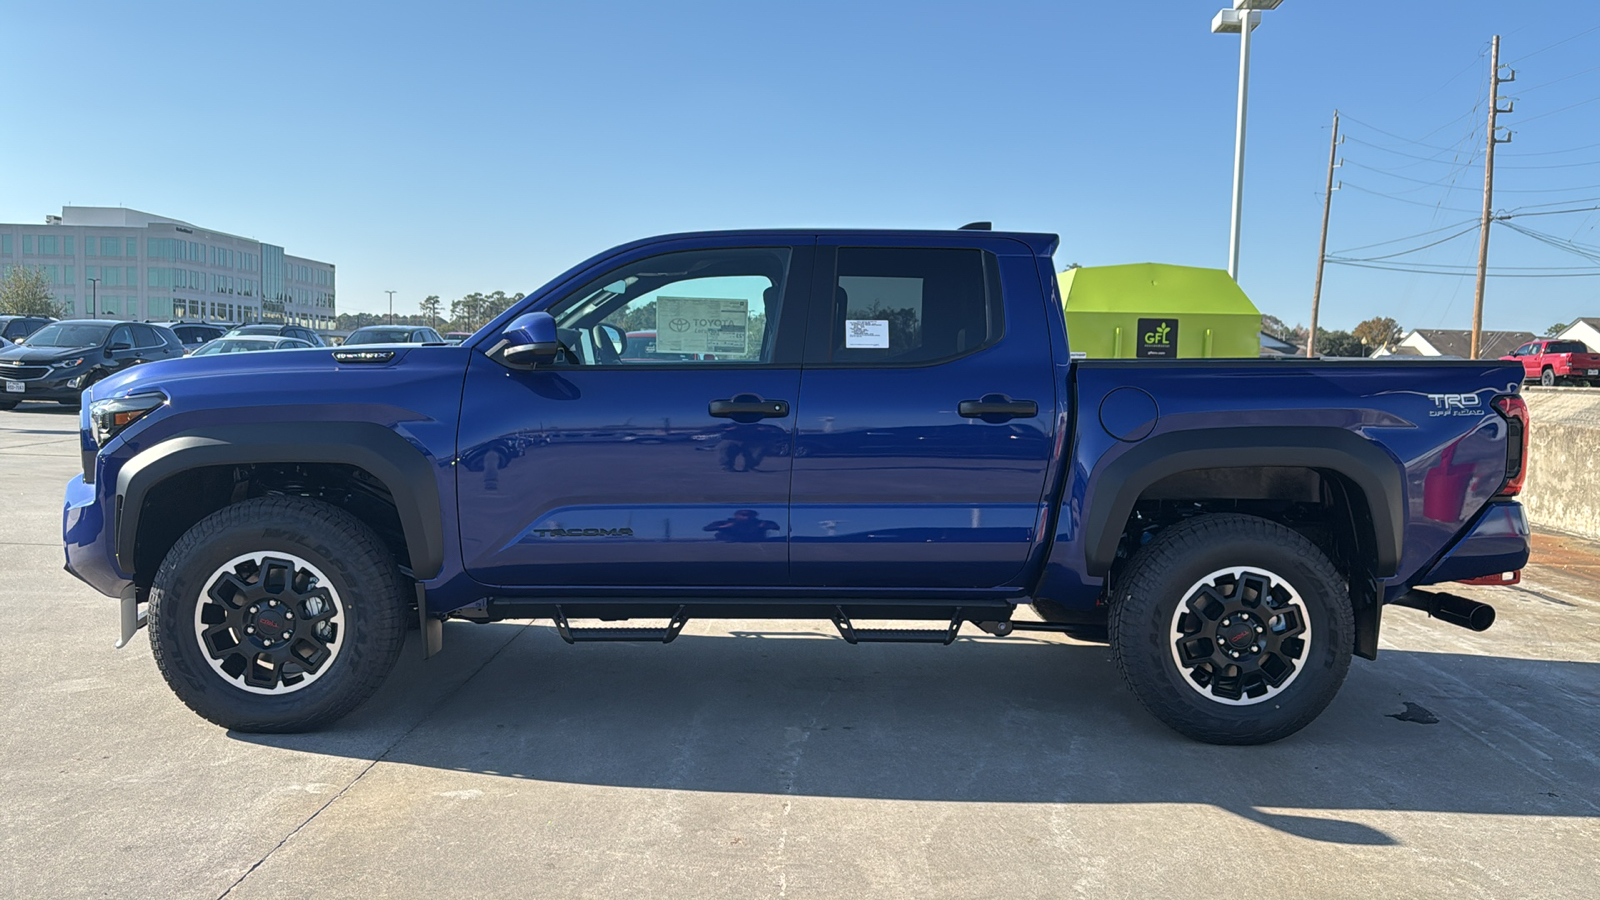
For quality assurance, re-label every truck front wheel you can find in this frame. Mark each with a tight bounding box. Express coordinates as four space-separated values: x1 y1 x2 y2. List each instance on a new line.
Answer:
1108 514 1353 745
147 497 408 732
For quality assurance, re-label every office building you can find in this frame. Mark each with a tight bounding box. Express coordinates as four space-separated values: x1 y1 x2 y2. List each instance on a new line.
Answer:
0 206 334 327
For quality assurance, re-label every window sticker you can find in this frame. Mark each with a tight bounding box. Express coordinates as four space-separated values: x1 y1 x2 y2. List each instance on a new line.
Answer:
845 319 889 349
654 297 750 356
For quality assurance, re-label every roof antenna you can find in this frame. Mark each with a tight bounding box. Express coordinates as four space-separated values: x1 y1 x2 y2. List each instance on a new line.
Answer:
959 221 992 231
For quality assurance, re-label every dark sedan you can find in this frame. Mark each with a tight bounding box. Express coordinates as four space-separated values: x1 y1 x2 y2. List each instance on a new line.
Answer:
0 320 185 409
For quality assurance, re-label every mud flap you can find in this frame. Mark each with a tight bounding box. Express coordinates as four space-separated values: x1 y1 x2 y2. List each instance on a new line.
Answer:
114 583 146 649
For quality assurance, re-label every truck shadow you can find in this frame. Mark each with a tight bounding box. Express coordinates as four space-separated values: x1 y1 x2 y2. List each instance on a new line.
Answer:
237 623 1600 845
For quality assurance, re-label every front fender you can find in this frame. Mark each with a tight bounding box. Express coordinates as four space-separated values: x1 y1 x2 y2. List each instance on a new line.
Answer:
113 422 445 579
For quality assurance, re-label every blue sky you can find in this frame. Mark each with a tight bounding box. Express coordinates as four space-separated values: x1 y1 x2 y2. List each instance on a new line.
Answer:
4 1 1598 333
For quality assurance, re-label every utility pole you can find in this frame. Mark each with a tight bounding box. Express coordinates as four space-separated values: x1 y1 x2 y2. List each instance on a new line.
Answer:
385 290 396 325
1471 35 1514 359
1308 109 1341 357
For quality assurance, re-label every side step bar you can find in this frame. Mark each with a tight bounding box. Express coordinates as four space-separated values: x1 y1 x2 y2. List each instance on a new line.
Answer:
554 606 689 644
831 607 963 644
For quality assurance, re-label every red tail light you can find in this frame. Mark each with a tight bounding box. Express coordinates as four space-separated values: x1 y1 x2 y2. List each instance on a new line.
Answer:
1493 394 1528 497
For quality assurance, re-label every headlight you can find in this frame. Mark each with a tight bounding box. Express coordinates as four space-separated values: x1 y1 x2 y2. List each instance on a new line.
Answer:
89 393 167 447
53 357 86 369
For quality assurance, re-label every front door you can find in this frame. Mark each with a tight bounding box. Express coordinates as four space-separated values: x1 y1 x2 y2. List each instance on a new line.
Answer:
788 238 1058 588
457 240 811 588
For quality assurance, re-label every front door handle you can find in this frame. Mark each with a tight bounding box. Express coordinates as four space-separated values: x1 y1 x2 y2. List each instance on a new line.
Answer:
709 396 790 419
958 395 1038 421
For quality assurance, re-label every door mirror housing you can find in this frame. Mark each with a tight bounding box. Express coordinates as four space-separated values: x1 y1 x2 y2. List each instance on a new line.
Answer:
498 312 560 367
107 341 133 354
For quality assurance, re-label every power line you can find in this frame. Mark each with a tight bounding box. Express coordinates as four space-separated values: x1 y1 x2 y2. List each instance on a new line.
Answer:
1505 205 1600 218
1516 94 1600 125
1341 182 1480 213
1330 217 1481 253
1344 135 1483 165
1339 113 1482 153
1502 139 1600 157
1325 259 1600 277
1513 63 1600 95
1331 225 1482 261
1507 23 1600 64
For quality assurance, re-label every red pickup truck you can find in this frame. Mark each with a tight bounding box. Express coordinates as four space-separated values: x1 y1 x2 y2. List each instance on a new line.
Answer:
1503 339 1600 386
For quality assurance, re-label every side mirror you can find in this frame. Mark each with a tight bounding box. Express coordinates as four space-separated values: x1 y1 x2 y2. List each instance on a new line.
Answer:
498 312 559 367
107 341 133 354
594 322 627 359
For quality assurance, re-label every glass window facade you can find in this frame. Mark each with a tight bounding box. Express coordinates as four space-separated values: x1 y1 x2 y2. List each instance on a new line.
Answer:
101 237 120 257
63 236 74 255
23 235 34 254
1 234 9 255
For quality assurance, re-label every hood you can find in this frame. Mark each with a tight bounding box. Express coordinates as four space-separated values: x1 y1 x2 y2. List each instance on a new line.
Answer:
0 344 99 364
85 344 427 404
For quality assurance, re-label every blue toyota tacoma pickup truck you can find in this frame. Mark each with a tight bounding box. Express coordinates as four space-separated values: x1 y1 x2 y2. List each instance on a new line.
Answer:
62 228 1531 744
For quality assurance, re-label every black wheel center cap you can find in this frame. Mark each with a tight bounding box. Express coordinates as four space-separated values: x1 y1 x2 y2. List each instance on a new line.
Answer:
249 607 289 638
1219 613 1260 651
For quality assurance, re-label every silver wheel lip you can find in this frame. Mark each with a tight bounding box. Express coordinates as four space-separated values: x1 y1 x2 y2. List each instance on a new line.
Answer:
192 551 346 696
1168 565 1313 707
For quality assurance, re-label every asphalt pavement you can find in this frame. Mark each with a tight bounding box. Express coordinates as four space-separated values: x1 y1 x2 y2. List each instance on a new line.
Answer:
2 402 1597 899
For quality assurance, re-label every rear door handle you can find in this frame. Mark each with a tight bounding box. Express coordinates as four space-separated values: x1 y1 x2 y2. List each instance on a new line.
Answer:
958 395 1038 420
709 396 790 419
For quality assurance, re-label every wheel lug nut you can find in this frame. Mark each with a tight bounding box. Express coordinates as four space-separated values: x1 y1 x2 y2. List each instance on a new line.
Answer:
268 600 278 607
245 626 255 634
285 611 294 619
249 605 259 614
1255 626 1264 633
281 631 292 639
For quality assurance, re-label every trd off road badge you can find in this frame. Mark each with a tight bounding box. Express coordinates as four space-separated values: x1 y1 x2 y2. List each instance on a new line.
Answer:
1137 318 1178 359
1427 393 1486 417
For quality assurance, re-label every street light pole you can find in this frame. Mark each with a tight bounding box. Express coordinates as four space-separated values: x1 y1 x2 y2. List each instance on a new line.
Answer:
386 290 396 326
87 278 99 319
1212 0 1284 282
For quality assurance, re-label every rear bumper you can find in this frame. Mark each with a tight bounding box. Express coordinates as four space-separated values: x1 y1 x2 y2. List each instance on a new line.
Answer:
1415 500 1530 586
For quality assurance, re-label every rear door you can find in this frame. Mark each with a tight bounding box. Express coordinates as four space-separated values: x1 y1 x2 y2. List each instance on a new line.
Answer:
787 236 1058 588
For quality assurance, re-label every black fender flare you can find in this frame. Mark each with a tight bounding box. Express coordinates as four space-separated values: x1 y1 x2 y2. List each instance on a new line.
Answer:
1082 426 1404 577
114 422 444 579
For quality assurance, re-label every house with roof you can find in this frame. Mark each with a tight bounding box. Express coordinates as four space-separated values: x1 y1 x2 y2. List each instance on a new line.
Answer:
1556 318 1600 351
1370 329 1537 360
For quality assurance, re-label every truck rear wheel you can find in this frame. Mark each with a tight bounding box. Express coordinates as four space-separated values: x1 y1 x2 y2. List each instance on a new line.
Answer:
1108 514 1353 745
147 497 407 732
1541 367 1556 386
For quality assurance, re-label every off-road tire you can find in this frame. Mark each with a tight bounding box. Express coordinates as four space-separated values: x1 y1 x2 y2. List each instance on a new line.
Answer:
1541 367 1556 387
148 496 407 732
1108 513 1354 745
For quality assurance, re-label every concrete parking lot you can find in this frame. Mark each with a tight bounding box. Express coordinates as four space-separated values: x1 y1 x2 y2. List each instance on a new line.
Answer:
2 404 1597 899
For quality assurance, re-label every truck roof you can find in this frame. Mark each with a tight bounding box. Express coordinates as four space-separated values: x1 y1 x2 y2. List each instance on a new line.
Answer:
607 228 1061 258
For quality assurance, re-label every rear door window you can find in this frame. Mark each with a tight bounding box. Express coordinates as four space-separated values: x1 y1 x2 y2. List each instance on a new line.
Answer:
824 247 1002 365
131 324 163 348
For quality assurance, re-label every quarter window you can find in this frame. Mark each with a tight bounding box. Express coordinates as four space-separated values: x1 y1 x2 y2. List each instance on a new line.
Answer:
828 247 1002 364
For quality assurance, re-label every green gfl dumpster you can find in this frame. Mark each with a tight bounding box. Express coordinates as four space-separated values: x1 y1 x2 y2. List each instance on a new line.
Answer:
1058 263 1263 359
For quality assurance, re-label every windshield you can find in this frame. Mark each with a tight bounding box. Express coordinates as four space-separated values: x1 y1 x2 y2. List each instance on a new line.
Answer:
344 329 414 345
193 339 276 356
23 323 112 348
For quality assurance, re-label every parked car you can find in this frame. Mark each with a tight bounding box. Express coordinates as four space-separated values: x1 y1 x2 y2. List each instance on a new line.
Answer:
0 320 184 409
342 325 447 345
148 321 231 355
1502 339 1600 386
65 227 1530 745
0 315 56 344
443 331 474 345
190 336 315 356
223 324 327 347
